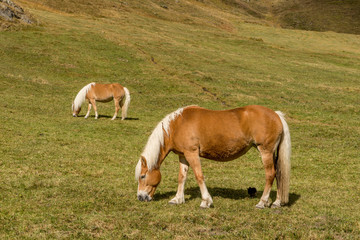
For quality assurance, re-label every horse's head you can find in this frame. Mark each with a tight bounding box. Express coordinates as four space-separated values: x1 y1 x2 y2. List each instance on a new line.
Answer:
72 101 81 117
136 156 161 202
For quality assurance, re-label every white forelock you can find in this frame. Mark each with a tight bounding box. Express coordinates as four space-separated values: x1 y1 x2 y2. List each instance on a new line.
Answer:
135 107 185 179
73 82 95 111
135 159 142 180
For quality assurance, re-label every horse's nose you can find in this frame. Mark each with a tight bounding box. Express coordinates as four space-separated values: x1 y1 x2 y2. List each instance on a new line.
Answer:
73 114 77 117
137 194 151 202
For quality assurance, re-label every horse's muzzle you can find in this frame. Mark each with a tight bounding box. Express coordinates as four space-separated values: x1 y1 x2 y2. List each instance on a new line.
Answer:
137 194 152 202
72 114 77 117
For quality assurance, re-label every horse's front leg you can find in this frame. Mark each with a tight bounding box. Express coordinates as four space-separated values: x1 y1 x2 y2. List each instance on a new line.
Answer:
89 99 98 119
184 151 213 208
169 156 189 205
84 103 92 119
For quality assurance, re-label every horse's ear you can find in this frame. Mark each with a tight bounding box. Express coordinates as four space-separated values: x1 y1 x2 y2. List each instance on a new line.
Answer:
141 156 147 168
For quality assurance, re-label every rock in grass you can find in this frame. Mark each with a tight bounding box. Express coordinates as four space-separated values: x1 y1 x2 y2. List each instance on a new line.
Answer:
0 0 32 24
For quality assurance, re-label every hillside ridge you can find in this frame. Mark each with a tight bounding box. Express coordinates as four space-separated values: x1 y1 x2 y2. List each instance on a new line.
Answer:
1 0 360 35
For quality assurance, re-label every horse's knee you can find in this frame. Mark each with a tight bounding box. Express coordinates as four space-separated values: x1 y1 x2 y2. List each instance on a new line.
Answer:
265 169 276 181
194 173 204 184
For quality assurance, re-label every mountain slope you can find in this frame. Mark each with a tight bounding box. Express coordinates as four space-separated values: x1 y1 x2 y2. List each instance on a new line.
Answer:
271 0 360 34
3 0 360 34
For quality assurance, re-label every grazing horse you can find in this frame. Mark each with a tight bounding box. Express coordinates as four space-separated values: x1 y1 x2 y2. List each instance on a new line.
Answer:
72 83 130 120
135 105 291 209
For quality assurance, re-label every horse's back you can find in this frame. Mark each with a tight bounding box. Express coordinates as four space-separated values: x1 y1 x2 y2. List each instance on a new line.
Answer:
94 83 124 92
179 105 280 130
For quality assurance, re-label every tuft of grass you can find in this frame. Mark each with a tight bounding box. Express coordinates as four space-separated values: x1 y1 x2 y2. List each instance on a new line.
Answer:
1 0 360 239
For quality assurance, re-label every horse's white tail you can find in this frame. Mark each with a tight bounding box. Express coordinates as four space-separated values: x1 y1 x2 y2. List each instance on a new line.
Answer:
120 87 131 120
275 111 291 205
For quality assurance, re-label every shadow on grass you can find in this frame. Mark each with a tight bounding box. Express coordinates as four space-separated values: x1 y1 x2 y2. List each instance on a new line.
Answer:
74 114 139 120
155 187 300 207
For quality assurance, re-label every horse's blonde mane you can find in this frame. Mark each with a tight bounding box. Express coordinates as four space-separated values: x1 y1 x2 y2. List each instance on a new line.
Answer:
135 107 186 180
72 82 95 111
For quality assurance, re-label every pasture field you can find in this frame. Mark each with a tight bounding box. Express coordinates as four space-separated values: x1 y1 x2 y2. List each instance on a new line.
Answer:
1 0 360 239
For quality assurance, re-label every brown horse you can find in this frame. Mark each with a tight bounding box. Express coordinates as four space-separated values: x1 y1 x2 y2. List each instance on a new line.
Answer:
72 83 130 120
135 105 291 209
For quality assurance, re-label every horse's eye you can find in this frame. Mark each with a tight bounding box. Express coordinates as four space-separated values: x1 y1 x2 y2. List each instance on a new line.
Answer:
140 175 146 179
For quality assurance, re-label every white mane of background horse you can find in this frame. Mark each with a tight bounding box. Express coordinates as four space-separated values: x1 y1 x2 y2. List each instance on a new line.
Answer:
72 82 95 112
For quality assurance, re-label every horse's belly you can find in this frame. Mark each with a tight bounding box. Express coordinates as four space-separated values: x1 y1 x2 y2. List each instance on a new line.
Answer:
96 96 113 103
199 143 252 162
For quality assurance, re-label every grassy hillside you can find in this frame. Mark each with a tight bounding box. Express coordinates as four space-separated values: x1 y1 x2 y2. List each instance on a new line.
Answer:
272 0 360 34
222 0 360 35
1 0 360 238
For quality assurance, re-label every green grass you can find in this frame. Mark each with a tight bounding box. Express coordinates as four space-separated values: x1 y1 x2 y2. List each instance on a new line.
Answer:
1 0 360 239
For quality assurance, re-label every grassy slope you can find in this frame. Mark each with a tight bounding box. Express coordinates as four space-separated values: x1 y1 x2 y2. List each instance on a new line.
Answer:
221 0 360 35
1 0 360 238
273 0 360 35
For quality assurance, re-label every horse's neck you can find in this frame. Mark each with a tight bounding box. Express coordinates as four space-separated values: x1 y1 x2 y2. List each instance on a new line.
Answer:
156 137 171 168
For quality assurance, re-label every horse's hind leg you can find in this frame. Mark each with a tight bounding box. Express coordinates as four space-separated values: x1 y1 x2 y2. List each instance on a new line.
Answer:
184 151 213 208
120 96 127 120
272 166 284 208
272 183 282 208
256 149 276 209
84 103 92 119
169 156 189 205
112 98 120 120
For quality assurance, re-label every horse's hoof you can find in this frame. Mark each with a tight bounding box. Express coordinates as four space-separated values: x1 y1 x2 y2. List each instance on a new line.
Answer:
200 199 213 209
271 203 281 209
255 203 265 209
200 204 210 209
271 199 282 208
200 204 214 209
168 200 179 205
169 197 184 205
256 200 271 209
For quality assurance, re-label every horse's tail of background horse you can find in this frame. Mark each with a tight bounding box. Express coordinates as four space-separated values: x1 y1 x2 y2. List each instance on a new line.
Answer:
275 111 291 205
121 87 131 120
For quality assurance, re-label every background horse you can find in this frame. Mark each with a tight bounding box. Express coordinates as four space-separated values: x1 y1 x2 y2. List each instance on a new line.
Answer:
72 83 130 120
135 105 291 209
